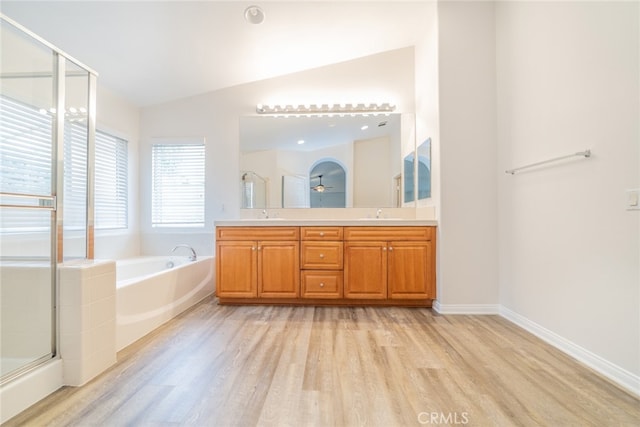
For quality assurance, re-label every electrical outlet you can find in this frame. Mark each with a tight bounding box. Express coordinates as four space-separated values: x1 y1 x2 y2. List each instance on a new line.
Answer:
626 189 640 210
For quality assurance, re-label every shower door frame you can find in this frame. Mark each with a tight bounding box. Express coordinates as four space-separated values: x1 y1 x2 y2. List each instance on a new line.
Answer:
0 14 97 385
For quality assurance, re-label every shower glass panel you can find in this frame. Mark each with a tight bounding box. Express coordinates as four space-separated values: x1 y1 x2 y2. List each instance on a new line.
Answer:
0 18 57 382
63 61 89 260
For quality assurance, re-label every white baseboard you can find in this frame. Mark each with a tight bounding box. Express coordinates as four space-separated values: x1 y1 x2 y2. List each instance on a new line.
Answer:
432 300 500 314
500 305 640 398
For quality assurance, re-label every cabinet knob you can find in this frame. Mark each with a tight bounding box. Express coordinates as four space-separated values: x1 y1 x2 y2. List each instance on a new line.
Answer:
319 282 325 288
382 247 387 251
319 253 325 258
389 246 393 251
319 232 325 237
257 246 262 251
251 247 256 251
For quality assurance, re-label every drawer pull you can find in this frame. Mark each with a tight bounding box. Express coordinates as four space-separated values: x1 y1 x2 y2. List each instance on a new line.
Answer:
319 232 325 237
319 282 325 288
319 253 325 258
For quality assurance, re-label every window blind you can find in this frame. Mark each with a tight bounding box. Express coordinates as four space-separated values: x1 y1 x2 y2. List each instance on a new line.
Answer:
63 122 88 231
151 143 205 227
0 96 54 232
1 95 129 233
95 131 128 229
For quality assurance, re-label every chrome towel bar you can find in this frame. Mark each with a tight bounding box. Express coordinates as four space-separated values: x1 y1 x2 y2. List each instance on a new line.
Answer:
506 150 591 175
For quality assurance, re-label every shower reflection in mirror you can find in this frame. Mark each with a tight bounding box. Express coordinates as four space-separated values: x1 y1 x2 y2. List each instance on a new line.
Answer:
241 171 268 209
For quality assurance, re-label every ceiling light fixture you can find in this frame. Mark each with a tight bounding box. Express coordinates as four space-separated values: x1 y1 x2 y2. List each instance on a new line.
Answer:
244 5 265 24
256 102 395 117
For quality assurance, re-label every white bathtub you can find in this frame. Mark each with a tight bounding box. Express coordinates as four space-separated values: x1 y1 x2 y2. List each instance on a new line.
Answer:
116 256 215 351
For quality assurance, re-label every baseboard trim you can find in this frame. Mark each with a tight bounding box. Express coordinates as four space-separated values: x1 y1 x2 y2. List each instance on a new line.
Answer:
432 301 500 314
500 305 640 398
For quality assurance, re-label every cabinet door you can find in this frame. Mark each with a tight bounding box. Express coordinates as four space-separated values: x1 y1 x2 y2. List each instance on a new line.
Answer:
216 241 257 298
387 241 434 299
344 242 387 299
258 241 300 298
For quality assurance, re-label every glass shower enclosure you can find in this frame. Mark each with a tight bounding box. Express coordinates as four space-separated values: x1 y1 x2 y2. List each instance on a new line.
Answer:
0 15 97 384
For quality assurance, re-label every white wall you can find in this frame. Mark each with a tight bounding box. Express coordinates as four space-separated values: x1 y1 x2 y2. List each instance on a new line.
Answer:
415 2 440 214
139 47 417 255
436 1 500 310
496 1 640 383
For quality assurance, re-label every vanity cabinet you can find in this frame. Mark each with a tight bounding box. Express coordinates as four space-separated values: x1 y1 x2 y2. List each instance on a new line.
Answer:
215 224 435 306
344 227 435 300
216 227 300 299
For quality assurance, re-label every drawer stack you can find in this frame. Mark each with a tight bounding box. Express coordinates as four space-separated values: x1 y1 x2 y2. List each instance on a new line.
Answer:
300 227 344 298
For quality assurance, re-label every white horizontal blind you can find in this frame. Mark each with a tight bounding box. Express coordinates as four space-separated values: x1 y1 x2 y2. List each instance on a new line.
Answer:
95 131 128 229
151 142 205 227
0 96 53 232
63 122 88 231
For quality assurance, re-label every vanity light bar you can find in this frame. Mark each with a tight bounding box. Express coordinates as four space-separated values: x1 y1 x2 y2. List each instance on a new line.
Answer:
255 102 395 116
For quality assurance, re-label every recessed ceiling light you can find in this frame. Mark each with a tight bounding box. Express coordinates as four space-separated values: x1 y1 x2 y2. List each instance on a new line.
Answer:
297 140 305 145
244 5 265 24
361 125 369 130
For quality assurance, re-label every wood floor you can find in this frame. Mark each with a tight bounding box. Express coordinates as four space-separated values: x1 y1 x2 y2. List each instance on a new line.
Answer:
5 297 640 426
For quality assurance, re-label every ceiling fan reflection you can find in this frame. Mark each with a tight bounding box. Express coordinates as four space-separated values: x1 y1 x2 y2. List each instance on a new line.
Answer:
311 175 333 193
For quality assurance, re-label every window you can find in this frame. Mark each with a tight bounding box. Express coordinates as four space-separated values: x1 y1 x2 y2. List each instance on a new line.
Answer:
151 142 205 227
0 96 54 232
95 131 128 229
0 94 129 233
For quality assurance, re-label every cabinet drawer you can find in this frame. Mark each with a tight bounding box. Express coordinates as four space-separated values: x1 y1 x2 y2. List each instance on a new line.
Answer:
301 270 343 298
344 226 433 241
301 226 343 241
216 226 299 241
301 241 343 269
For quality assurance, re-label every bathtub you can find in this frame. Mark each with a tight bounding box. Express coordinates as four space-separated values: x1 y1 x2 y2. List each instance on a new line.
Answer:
116 256 215 351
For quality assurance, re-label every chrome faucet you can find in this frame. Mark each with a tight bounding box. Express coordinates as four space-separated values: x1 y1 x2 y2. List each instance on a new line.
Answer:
171 244 197 261
376 208 383 219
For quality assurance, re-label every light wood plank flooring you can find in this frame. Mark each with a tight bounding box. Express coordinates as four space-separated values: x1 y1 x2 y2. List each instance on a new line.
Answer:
5 297 640 426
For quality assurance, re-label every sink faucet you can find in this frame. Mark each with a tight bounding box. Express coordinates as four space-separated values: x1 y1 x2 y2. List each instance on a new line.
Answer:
376 208 383 219
171 244 197 261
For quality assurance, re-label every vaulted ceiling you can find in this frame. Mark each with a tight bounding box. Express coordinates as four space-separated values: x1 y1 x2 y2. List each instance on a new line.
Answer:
1 1 434 107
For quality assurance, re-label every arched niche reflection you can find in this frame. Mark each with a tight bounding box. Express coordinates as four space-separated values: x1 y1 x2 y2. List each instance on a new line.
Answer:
309 160 346 208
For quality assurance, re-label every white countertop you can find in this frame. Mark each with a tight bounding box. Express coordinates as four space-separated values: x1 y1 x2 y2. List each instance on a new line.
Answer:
215 219 438 227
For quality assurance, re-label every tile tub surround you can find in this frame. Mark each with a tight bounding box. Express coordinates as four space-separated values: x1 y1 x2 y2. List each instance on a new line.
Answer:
59 260 116 387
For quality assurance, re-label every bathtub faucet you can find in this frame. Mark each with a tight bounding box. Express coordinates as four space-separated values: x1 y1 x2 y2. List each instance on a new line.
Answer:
171 244 197 261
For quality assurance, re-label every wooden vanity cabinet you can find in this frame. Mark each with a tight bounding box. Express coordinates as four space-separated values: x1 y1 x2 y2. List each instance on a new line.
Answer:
216 227 299 299
216 224 435 306
344 227 435 300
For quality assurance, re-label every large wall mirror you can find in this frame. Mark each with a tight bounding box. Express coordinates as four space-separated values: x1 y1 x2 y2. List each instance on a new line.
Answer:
240 113 415 208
